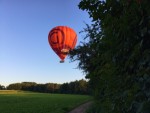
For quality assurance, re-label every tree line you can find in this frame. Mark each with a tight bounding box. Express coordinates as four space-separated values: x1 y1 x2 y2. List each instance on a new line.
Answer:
0 79 90 95
69 0 150 113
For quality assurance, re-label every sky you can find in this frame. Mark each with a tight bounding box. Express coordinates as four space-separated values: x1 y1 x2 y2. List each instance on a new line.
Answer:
0 0 92 86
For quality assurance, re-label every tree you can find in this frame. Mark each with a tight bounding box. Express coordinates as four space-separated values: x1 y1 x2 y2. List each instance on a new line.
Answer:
78 79 89 94
7 83 22 90
0 84 5 90
69 0 150 113
60 83 69 94
21 82 37 91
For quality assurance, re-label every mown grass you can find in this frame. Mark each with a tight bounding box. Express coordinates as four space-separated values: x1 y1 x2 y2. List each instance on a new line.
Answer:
0 90 92 113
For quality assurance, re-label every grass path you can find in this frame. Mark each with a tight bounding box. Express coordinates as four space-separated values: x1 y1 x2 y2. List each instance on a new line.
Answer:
68 101 93 113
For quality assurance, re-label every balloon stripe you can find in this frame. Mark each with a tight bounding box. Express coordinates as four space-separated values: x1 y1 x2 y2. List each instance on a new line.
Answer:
49 32 58 44
49 29 65 45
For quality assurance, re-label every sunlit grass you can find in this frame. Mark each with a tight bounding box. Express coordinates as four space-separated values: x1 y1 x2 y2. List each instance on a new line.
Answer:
0 90 24 94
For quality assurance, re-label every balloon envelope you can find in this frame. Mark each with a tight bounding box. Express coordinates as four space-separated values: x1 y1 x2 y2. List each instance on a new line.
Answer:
48 26 77 62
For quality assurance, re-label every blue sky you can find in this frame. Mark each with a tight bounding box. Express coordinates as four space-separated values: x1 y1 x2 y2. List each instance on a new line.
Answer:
0 0 92 86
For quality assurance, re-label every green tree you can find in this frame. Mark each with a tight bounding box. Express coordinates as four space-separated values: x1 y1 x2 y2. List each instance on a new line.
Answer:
78 79 89 94
21 82 37 91
7 83 22 90
0 84 5 90
60 83 69 94
69 0 150 113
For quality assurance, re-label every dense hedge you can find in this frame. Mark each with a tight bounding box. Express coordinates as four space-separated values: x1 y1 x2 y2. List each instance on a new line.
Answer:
69 0 150 113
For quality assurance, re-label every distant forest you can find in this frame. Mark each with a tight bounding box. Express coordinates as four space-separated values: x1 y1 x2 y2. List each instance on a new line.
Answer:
0 79 90 95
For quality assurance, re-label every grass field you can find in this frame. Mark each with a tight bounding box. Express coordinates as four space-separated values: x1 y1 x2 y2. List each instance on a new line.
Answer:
0 90 92 113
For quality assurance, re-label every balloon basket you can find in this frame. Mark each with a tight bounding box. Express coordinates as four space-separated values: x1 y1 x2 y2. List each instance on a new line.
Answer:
60 60 64 63
61 49 69 55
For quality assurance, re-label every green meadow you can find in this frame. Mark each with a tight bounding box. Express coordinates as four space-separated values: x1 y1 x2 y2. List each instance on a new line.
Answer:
0 90 92 113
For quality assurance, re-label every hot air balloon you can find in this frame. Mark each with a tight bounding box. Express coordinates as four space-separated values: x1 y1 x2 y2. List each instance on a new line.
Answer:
48 26 77 63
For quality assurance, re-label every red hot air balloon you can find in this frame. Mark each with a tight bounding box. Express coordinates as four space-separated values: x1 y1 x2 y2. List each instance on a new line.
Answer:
48 26 77 63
